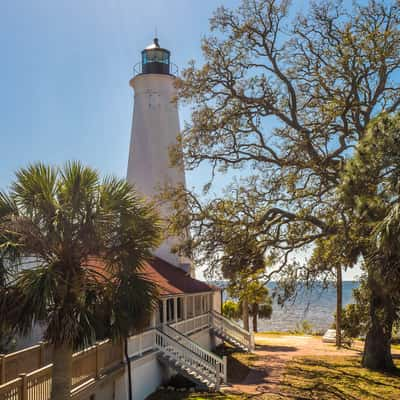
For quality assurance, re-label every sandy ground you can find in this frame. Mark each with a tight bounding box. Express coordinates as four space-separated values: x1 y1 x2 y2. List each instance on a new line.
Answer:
228 334 400 396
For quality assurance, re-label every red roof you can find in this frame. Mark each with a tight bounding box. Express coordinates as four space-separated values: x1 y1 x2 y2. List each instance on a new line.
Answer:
84 256 215 296
142 257 215 296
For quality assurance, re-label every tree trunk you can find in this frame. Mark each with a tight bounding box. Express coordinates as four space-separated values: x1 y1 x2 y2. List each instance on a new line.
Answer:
242 298 249 331
336 265 342 348
51 343 73 400
252 303 258 333
362 292 395 371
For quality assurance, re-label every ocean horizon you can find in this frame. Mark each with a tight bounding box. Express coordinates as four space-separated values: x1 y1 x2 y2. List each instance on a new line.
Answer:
216 281 359 333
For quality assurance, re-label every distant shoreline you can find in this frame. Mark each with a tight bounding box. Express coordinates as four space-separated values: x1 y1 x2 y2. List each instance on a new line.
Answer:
213 281 360 332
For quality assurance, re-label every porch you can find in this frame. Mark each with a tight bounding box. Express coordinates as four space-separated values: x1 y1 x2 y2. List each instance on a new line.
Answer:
0 257 253 400
0 309 253 400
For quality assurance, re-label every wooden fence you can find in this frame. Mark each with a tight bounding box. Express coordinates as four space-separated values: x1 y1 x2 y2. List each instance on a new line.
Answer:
0 343 52 385
0 340 123 400
0 313 215 400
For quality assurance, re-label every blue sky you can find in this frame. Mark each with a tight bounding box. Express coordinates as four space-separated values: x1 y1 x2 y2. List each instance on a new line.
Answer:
0 0 360 280
0 0 232 188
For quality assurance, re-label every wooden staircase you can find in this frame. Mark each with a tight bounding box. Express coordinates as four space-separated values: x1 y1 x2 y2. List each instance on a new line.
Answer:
210 311 255 352
155 326 227 391
154 311 253 390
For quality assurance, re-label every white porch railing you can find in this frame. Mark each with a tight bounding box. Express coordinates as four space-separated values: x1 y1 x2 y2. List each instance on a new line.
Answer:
125 314 211 358
210 311 255 351
170 314 209 335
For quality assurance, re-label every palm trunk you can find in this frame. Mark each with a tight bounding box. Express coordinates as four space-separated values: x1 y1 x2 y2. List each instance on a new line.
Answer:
242 298 249 331
336 265 342 348
252 303 258 333
51 343 73 400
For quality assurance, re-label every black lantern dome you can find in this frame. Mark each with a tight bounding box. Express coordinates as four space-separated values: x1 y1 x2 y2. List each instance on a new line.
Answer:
141 38 171 75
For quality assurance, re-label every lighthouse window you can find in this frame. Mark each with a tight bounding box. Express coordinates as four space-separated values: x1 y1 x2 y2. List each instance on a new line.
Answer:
143 50 169 65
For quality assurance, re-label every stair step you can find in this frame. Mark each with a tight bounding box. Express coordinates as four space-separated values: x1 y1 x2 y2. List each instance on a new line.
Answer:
157 325 235 390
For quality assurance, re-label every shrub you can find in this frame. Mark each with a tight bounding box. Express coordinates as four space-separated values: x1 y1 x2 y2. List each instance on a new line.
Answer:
222 300 241 321
292 320 314 335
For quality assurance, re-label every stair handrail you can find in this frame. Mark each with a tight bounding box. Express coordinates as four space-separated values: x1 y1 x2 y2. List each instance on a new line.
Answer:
155 328 212 377
211 311 254 351
154 328 222 388
156 332 212 387
211 311 251 336
163 324 226 381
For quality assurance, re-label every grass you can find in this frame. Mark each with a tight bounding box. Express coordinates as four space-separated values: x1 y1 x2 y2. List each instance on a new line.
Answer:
227 350 400 399
147 354 400 400
279 355 400 400
221 344 400 400
147 337 400 400
146 392 248 400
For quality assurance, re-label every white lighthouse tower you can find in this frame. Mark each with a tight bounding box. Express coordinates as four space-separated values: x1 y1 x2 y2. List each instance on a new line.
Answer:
127 38 192 275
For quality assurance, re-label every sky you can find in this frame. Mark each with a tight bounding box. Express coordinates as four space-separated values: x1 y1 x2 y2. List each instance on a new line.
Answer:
0 0 360 281
0 0 226 185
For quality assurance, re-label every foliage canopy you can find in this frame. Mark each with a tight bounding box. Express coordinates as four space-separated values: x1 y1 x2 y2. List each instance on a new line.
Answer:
163 0 400 370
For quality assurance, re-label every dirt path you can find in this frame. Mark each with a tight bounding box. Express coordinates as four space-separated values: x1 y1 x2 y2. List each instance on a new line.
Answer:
228 334 400 397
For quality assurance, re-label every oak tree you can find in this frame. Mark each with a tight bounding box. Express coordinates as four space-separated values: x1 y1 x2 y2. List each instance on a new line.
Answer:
165 0 400 370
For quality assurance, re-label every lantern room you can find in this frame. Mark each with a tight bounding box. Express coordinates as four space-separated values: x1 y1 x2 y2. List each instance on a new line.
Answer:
141 38 171 75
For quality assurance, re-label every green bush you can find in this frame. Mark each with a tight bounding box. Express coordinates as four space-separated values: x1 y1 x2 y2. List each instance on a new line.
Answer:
341 303 367 338
222 300 240 320
292 320 314 335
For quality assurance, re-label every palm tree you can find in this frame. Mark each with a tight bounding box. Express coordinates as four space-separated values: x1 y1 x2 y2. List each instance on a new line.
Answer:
249 288 272 333
227 271 273 332
0 162 161 400
0 202 20 353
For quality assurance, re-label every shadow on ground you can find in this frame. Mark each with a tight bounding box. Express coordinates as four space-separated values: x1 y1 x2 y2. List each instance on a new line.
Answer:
255 344 298 353
273 356 400 400
215 345 253 383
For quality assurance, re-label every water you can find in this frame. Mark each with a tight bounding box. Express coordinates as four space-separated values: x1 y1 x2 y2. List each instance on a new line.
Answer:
220 281 359 333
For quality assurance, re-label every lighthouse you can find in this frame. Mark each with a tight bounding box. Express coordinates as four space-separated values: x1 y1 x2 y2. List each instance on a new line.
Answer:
127 38 192 275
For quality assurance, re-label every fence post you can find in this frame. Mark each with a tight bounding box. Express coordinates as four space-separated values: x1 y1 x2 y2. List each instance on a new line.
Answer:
223 356 228 384
95 343 100 378
121 340 126 362
138 334 143 356
0 354 5 384
19 374 28 400
39 341 46 366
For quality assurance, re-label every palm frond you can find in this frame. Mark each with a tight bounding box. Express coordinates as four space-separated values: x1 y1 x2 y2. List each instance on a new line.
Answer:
0 264 58 336
103 272 159 339
12 163 57 217
1 162 162 348
0 191 18 219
